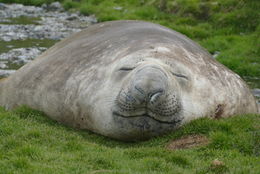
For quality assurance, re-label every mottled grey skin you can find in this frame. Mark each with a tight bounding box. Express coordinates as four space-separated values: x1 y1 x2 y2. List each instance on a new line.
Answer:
0 20 258 141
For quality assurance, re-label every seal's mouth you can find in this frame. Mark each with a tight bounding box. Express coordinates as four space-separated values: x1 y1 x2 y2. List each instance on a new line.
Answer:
113 111 179 124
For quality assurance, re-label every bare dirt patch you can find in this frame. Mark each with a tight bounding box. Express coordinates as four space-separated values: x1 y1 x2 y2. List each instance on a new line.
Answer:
166 134 209 150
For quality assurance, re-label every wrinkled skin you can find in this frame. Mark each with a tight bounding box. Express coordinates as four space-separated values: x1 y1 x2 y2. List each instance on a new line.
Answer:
111 58 185 140
0 20 258 141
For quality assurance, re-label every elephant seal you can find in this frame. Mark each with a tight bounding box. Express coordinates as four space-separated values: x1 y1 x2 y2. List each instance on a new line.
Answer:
0 20 258 141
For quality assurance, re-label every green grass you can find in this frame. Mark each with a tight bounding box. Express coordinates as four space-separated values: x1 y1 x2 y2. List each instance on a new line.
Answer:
0 39 56 54
0 106 259 173
0 16 41 25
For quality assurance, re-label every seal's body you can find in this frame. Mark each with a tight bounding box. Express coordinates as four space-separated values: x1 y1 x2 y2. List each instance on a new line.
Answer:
0 21 258 141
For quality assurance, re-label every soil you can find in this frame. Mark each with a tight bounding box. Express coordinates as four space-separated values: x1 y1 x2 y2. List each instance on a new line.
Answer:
166 134 209 150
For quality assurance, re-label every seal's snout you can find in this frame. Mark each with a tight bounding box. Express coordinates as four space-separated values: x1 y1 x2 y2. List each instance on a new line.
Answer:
115 64 182 124
132 66 167 105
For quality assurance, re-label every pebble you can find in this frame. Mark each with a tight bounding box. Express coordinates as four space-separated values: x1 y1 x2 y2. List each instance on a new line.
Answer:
212 51 220 59
211 159 224 167
47 2 64 11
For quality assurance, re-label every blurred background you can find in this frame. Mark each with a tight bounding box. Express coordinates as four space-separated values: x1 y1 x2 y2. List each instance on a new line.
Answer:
0 0 259 97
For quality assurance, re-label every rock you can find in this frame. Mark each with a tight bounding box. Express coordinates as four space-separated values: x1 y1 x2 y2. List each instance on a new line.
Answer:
113 6 123 11
66 14 79 21
0 61 7 69
48 2 64 11
213 51 220 59
6 45 14 48
210 159 228 172
0 69 16 77
211 159 224 167
0 3 7 10
252 89 260 98
41 3 47 9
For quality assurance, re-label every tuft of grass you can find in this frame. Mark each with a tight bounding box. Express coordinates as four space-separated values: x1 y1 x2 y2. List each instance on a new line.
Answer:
63 0 79 10
0 106 259 173
199 34 260 77
0 39 56 55
0 16 41 25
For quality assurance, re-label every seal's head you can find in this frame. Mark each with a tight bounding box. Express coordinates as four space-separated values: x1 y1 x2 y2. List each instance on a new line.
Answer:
90 52 192 141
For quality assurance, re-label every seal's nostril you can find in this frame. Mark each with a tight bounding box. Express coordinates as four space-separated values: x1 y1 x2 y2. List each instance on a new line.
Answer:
149 90 163 103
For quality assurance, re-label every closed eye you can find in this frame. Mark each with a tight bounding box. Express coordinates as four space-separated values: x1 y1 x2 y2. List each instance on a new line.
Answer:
119 67 135 71
171 72 188 80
